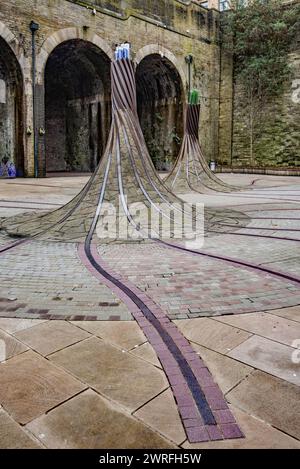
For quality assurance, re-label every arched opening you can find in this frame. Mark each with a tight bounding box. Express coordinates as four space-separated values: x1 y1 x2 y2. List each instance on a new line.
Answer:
45 39 111 174
136 54 184 170
0 37 24 176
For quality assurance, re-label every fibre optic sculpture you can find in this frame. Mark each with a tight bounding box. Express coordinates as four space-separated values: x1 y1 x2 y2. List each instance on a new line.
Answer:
0 54 245 444
1 58 247 242
165 91 241 194
0 58 199 242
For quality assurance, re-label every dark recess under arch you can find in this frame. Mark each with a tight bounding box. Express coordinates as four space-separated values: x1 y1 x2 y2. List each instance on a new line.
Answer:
45 39 111 173
136 53 184 170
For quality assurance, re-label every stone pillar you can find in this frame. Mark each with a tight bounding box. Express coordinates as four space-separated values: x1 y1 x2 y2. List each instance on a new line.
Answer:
22 58 35 177
35 83 46 177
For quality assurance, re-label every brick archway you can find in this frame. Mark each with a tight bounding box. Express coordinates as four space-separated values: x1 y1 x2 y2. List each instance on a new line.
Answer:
0 22 24 176
32 29 114 176
135 48 185 170
0 21 19 55
43 37 112 174
135 44 187 92
36 28 114 83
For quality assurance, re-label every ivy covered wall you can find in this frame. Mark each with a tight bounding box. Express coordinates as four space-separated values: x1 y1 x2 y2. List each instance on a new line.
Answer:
218 1 300 169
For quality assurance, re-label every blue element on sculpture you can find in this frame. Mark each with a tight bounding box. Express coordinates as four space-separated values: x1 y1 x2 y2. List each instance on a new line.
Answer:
8 162 16 178
115 42 131 61
0 159 17 178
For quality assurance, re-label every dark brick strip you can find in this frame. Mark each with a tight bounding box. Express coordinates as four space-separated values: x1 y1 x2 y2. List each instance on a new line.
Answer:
0 239 28 254
78 242 244 442
160 240 300 286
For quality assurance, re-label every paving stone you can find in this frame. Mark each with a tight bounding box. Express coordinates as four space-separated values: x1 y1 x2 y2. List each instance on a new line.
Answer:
49 337 168 412
174 318 251 354
191 343 253 394
215 312 300 347
182 405 300 449
131 342 162 368
226 371 300 440
0 329 28 362
134 389 186 445
72 320 146 350
185 426 209 443
228 335 300 386
2 232 300 321
0 318 48 334
0 241 132 322
269 305 300 323
100 242 300 319
1 177 300 449
0 408 41 449
0 351 86 424
15 320 90 356
27 389 174 449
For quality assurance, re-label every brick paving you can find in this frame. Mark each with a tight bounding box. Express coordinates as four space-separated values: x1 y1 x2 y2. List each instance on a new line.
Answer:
0 241 132 321
0 174 299 448
78 242 243 442
99 242 300 319
1 226 299 321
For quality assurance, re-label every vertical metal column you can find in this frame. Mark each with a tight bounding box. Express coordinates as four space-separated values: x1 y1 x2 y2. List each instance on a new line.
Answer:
30 21 39 178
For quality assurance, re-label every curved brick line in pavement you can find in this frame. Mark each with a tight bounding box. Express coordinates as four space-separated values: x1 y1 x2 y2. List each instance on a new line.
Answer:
0 238 28 254
0 205 47 211
218 216 300 221
0 199 62 206
229 206 300 212
215 224 300 232
207 229 300 243
208 192 300 204
245 189 300 193
78 242 244 443
160 240 300 286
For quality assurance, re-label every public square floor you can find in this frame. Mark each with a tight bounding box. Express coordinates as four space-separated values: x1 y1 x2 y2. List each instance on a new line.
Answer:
0 173 299 448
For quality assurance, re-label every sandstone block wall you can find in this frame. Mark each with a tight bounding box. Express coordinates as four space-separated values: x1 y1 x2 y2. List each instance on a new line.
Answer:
0 0 220 176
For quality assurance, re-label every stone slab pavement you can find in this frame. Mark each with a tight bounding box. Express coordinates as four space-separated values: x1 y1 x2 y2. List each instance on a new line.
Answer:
0 174 299 448
0 313 299 448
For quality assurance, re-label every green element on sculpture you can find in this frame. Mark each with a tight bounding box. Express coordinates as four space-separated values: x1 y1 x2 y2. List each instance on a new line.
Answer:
0 60 246 242
188 89 199 105
165 104 242 194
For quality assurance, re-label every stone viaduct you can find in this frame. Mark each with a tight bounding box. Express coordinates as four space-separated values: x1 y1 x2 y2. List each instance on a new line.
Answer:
0 0 222 177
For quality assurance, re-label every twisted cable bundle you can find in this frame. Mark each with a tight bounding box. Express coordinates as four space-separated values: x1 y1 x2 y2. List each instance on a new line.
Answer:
1 60 200 242
165 103 241 194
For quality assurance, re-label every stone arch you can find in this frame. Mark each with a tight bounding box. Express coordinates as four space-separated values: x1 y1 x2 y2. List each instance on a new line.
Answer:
0 24 24 175
44 37 112 173
135 44 187 91
135 50 185 170
36 27 114 83
0 21 19 55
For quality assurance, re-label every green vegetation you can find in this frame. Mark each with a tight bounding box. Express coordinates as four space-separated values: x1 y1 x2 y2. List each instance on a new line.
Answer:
221 0 300 164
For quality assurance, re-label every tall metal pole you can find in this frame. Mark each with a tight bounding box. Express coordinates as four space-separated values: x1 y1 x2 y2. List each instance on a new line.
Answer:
30 21 39 178
185 54 193 97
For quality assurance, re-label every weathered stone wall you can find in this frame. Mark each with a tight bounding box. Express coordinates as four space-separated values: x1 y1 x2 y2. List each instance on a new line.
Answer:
0 0 221 176
218 48 233 167
0 36 24 175
136 53 184 170
218 15 300 169
232 47 300 168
